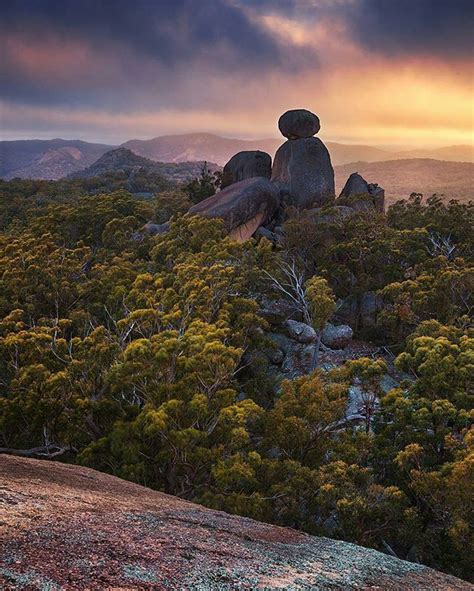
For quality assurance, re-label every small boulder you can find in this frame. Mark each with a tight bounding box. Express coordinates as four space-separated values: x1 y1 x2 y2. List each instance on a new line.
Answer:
271 137 335 209
189 177 279 242
284 320 317 344
339 172 385 212
221 151 272 189
278 109 320 140
339 172 369 197
321 323 353 349
267 346 285 365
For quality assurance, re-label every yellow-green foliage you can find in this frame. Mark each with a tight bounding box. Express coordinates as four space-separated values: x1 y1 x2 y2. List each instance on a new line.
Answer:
0 185 472 579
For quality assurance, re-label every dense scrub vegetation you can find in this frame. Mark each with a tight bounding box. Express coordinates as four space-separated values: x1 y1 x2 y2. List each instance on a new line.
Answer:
0 180 472 580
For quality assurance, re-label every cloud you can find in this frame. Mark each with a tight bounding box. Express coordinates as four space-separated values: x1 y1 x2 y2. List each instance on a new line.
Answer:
0 0 319 110
346 0 474 59
2 0 316 71
1 0 472 145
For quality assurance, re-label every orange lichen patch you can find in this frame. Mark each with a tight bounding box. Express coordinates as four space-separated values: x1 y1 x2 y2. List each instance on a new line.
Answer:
0 455 470 590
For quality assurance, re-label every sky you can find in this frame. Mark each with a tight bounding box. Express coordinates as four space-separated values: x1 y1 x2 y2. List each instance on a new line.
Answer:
1 0 473 147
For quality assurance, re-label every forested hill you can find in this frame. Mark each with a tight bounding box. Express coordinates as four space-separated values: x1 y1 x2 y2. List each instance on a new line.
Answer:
0 139 114 180
2 135 472 180
0 176 472 582
67 146 219 183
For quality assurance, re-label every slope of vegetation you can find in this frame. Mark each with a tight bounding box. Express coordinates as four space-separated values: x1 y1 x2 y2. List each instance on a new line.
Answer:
0 179 472 581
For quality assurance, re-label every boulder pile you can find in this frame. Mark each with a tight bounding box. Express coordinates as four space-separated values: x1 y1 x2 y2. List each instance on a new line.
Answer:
186 108 337 241
145 108 385 241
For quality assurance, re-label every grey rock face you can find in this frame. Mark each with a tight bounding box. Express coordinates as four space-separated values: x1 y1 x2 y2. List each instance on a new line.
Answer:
266 333 317 380
339 172 385 212
254 226 277 242
282 343 317 377
339 172 369 197
259 299 302 325
336 291 385 330
221 151 272 189
189 177 280 242
284 320 317 344
271 137 335 209
321 323 353 349
278 109 320 139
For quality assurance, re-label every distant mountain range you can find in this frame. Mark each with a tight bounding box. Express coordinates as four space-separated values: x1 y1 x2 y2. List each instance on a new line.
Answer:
122 134 280 168
1 135 472 202
68 147 218 183
0 139 113 180
122 134 473 167
1 135 472 181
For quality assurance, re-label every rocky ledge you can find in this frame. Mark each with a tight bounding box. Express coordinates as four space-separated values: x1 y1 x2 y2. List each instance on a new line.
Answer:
0 456 470 590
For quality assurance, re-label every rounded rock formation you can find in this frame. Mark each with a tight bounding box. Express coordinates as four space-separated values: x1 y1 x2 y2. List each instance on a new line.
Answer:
271 137 335 209
221 150 272 189
188 176 279 242
284 319 317 344
278 109 320 139
321 322 353 349
339 172 385 212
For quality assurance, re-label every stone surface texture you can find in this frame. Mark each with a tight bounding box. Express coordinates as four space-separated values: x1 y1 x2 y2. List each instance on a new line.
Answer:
284 319 317 344
0 456 469 590
321 323 354 349
278 109 321 139
339 172 385 212
221 150 272 189
271 137 335 209
189 176 279 242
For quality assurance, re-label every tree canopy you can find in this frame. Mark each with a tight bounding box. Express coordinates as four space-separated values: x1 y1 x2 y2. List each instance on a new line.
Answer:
0 181 472 580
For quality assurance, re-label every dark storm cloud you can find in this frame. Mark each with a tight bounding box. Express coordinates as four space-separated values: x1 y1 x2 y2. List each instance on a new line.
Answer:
1 0 472 114
347 0 474 59
239 0 474 59
3 0 277 65
0 0 318 109
1 0 311 71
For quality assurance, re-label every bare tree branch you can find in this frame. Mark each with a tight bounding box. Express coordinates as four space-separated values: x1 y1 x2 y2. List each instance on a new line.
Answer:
0 444 76 459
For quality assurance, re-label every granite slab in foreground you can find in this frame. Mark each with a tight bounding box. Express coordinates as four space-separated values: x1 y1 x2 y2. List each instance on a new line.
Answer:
0 455 470 590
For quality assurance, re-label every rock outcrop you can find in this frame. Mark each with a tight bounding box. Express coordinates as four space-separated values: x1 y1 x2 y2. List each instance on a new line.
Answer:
221 150 272 189
0 456 468 590
284 319 317 344
278 109 321 140
189 177 279 242
321 322 354 349
339 172 385 212
272 137 335 208
336 291 385 331
184 109 389 236
272 108 334 209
